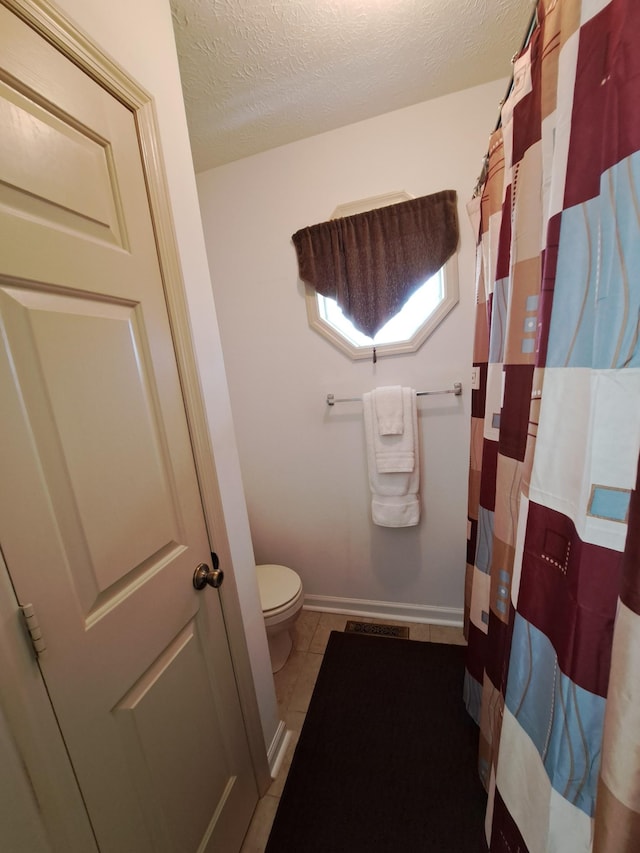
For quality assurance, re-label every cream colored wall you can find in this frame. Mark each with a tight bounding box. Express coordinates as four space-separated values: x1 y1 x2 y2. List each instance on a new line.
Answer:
53 0 279 750
196 81 504 622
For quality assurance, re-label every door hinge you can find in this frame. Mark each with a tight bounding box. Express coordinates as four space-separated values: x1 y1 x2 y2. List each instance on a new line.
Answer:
19 603 47 658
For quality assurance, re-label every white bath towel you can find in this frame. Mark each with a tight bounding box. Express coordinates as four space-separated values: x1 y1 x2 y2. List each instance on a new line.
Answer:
374 385 404 435
363 387 420 527
371 494 420 528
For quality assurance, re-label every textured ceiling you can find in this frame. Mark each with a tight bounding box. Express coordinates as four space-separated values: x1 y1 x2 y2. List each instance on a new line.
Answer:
170 0 535 173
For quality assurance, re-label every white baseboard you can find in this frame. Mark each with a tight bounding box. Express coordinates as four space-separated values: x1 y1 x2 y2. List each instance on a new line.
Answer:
266 719 292 784
303 594 463 627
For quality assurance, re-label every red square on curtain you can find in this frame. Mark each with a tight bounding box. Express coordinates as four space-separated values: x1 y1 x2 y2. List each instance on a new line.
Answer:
499 365 535 462
537 213 562 367
517 501 623 697
479 439 499 513
564 0 640 209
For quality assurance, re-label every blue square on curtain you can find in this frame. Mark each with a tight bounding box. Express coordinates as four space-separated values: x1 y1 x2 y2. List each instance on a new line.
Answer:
496 569 510 615
505 614 605 817
547 153 640 369
588 485 631 522
475 507 494 574
463 670 483 727
489 278 509 364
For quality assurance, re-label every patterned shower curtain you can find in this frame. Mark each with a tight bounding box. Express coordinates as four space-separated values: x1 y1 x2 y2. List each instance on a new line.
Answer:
464 1 640 851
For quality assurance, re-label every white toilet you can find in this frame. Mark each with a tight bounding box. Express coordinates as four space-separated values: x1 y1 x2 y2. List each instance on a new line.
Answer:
256 564 304 673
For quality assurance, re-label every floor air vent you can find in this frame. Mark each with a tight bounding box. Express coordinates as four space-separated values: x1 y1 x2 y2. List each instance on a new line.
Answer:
344 620 409 639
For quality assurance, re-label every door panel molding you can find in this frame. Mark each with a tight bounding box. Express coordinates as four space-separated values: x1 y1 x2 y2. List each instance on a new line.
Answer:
2 0 270 810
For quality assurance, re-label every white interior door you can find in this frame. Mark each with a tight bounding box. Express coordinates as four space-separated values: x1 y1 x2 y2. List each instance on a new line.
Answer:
0 6 257 852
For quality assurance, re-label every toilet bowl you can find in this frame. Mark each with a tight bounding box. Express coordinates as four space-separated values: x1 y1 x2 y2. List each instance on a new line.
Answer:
256 564 304 673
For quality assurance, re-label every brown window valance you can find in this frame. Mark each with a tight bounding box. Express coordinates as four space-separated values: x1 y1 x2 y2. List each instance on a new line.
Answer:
291 189 459 338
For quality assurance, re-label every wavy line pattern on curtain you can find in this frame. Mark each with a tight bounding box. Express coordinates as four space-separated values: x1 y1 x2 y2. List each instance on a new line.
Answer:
464 1 640 850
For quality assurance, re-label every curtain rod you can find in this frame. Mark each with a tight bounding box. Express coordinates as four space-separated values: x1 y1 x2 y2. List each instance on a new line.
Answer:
493 4 539 133
473 3 539 196
326 382 462 406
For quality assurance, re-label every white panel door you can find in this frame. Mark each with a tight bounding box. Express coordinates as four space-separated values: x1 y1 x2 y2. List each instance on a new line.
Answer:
0 6 257 852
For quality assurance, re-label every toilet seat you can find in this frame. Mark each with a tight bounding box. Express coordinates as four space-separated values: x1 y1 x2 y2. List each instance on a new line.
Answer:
256 564 302 616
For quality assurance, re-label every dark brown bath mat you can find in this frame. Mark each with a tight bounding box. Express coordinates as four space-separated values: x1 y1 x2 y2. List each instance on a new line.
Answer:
265 631 486 852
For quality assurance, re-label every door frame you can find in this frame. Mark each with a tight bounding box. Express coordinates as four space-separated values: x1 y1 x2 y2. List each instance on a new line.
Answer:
1 0 270 827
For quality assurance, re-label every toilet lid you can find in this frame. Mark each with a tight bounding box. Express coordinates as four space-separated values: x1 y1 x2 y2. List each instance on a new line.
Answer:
256 564 302 612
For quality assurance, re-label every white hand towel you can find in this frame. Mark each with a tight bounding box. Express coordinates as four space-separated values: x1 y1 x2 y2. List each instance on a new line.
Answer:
374 385 404 435
372 387 416 473
363 387 420 527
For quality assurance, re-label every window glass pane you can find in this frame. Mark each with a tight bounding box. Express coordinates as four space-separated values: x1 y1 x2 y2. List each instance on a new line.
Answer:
317 270 444 347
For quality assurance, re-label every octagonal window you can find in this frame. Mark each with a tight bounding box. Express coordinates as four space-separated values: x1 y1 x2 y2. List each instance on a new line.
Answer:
304 192 459 360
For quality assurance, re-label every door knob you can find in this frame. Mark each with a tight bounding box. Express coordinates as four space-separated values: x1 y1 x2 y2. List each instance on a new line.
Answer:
193 554 224 590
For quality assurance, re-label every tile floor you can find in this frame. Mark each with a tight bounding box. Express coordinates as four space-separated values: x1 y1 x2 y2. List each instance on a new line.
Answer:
239 610 466 852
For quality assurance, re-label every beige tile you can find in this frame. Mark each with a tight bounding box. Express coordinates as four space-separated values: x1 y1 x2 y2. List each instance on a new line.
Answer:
272 650 306 713
406 621 431 642
288 651 324 713
308 611 349 653
292 609 321 651
284 709 307 732
430 624 467 645
240 794 279 853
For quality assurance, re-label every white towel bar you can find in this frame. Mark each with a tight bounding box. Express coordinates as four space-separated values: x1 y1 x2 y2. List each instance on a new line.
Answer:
326 382 462 406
